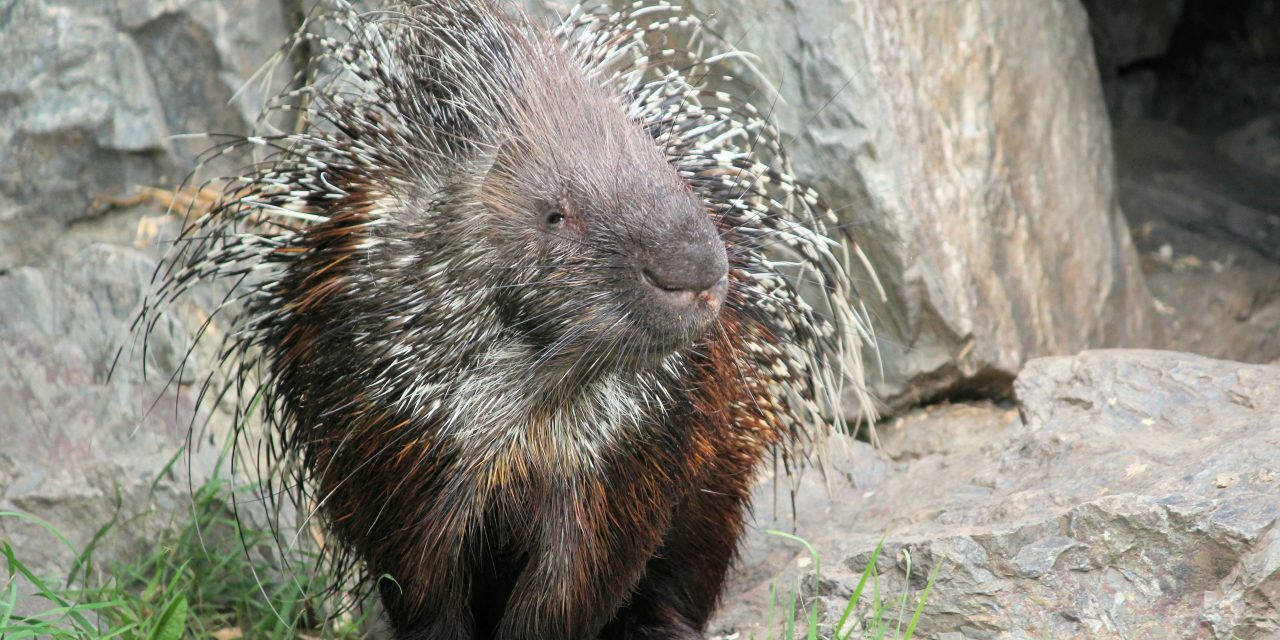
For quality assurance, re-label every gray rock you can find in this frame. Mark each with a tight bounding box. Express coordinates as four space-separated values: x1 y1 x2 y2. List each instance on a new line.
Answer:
0 0 295 270
676 0 1160 411
1118 119 1280 262
0 0 297 581
714 350 1280 639
1093 0 1280 133
0 244 231 580
1081 0 1185 121
1082 0 1184 68
1160 1 1280 132
1218 115 1280 180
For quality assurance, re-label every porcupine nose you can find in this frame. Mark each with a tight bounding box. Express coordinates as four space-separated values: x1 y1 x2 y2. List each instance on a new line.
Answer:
628 187 729 346
640 237 729 314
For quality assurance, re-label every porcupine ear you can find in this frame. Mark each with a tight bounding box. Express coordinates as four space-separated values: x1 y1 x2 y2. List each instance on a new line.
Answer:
481 138 535 204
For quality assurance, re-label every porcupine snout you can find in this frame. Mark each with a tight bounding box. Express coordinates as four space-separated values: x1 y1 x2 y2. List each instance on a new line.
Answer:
639 226 728 312
628 191 729 350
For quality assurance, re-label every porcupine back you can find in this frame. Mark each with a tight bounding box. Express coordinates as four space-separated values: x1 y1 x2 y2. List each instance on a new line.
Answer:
136 0 881 632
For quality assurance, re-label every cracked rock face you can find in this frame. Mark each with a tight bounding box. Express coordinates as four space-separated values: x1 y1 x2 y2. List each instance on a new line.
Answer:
0 243 228 581
716 350 1280 639
684 0 1162 411
0 0 294 270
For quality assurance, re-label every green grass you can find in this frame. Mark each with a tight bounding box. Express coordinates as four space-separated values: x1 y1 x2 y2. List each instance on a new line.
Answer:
0 454 372 639
755 530 938 640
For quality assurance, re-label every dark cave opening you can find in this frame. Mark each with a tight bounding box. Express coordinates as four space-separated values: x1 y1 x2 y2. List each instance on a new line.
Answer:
1087 0 1280 132
1082 0 1280 363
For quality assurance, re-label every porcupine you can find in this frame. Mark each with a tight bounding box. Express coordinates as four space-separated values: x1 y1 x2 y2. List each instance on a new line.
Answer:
137 0 880 637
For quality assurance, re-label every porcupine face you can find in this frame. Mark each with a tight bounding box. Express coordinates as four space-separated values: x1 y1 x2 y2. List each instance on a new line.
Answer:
472 79 730 375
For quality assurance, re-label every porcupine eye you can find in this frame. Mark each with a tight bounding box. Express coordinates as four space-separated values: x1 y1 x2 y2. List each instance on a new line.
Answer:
541 200 577 233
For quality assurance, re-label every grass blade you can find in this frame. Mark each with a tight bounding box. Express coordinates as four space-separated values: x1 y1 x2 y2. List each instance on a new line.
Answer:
902 564 939 640
834 539 883 639
148 594 188 640
1 572 17 627
765 529 823 640
1 543 95 631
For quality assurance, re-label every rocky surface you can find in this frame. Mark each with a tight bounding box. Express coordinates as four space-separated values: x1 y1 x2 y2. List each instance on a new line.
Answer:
0 0 296 270
714 350 1280 639
1083 1 1280 373
0 0 293 581
1082 0 1184 70
0 242 230 578
1081 0 1185 120
1115 119 1280 365
693 0 1162 410
1086 0 1280 133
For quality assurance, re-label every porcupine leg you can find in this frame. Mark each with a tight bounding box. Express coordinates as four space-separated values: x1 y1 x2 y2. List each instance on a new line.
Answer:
491 478 674 640
372 483 485 640
378 546 478 640
599 472 749 639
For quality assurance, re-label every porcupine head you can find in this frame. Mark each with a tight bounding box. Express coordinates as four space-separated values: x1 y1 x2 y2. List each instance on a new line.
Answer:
472 49 731 388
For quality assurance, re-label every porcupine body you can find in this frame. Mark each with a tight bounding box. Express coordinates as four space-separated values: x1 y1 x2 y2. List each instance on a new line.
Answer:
143 1 878 638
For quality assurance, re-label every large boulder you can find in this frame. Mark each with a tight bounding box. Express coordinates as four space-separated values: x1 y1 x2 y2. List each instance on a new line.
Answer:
0 0 295 269
686 0 1162 411
715 350 1280 639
